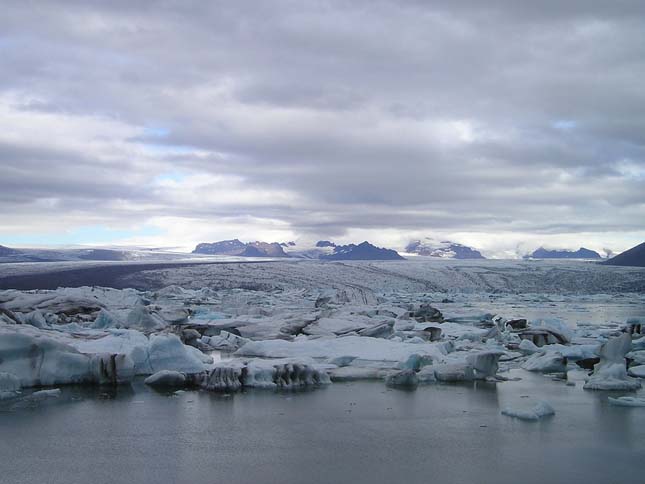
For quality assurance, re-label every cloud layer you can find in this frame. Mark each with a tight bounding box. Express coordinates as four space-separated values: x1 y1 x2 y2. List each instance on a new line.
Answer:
1 1 644 256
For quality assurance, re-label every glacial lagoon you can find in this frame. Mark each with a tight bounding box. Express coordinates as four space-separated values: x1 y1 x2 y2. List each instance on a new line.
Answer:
2 373 644 484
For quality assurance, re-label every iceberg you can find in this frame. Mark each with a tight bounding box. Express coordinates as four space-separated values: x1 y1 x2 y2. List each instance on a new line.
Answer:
385 369 419 388
0 327 134 387
584 334 642 391
199 360 330 391
466 351 504 379
433 363 475 382
147 334 207 374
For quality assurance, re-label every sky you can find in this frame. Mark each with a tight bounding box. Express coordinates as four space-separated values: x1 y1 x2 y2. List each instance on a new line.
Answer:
1 1 644 258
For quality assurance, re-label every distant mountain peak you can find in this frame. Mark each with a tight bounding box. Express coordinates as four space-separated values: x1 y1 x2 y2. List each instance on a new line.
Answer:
320 241 404 261
192 239 289 257
405 238 485 259
524 247 601 260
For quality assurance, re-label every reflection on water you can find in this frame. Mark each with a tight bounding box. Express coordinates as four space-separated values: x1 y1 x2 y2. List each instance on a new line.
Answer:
1 372 644 484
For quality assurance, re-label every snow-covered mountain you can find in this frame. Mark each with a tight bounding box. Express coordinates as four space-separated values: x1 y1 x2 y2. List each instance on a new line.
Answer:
404 238 485 259
193 239 290 257
524 247 602 260
279 240 335 259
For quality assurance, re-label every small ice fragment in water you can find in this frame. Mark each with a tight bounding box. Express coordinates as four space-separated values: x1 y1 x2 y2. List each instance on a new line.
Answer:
31 388 62 399
501 400 555 421
607 396 645 407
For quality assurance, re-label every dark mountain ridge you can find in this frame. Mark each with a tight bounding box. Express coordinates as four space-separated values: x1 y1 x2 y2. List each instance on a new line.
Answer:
524 247 602 259
320 241 405 261
603 242 645 267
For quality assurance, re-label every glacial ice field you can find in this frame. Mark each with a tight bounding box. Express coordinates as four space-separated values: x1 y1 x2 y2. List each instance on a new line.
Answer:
1 259 645 483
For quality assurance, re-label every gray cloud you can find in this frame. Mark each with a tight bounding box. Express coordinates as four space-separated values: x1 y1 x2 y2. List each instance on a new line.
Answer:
0 0 644 251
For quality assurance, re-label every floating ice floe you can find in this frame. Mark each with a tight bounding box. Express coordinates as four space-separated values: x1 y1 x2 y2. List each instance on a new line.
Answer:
607 396 645 407
501 400 555 421
584 334 642 391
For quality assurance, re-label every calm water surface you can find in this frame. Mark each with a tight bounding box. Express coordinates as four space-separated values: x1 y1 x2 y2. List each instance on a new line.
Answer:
1 370 644 484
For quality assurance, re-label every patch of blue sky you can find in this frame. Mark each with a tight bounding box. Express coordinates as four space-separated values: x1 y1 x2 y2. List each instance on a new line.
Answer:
552 120 577 131
616 159 645 180
154 171 188 184
143 126 170 138
1 225 163 246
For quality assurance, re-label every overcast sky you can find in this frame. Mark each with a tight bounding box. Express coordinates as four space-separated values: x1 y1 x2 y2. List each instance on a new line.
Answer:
1 1 644 257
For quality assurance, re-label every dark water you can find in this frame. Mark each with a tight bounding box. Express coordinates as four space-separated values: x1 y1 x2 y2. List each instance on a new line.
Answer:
1 371 644 484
